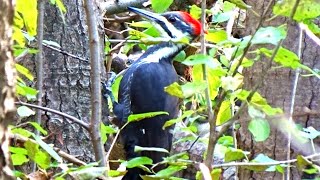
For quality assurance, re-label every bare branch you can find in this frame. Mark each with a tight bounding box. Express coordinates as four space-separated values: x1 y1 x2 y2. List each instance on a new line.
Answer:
84 0 106 167
15 101 90 130
100 0 148 16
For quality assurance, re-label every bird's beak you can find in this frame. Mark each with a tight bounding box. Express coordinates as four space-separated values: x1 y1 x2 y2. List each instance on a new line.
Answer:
128 7 165 23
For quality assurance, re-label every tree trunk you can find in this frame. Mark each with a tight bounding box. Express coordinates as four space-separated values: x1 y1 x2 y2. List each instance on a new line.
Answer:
0 0 16 179
34 0 105 162
238 1 320 179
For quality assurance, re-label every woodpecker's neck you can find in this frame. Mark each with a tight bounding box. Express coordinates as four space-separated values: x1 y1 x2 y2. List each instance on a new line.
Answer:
138 42 186 64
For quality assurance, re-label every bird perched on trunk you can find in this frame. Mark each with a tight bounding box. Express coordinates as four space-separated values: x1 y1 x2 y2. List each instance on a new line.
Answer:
105 6 203 179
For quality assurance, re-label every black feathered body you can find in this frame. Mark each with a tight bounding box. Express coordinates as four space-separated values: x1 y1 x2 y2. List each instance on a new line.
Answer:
114 42 183 179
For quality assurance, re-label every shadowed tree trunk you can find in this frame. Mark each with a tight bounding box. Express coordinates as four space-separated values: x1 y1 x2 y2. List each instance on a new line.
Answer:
0 0 16 179
237 1 320 179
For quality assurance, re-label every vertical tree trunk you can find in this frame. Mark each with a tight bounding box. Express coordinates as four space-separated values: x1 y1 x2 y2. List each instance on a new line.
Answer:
35 0 105 161
0 0 16 179
238 1 320 179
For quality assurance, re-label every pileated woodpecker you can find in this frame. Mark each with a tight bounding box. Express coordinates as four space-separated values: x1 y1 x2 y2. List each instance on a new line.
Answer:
107 7 203 179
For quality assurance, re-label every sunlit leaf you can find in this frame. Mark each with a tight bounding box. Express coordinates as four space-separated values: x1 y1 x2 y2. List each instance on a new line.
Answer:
225 148 246 162
252 26 287 45
135 146 169 154
190 5 202 19
183 54 221 69
217 136 234 147
248 118 270 142
32 134 63 163
123 157 153 168
154 165 187 178
151 0 173 13
17 106 35 118
24 140 51 169
128 111 169 123
273 0 320 21
16 0 38 35
205 30 228 43
10 147 28 155
211 168 222 180
228 0 251 9
70 166 108 180
300 126 320 140
15 63 34 81
43 40 61 48
163 110 194 129
11 154 29 166
11 128 33 138
216 100 232 125
221 75 243 91
164 82 184 99
100 123 117 144
28 122 48 136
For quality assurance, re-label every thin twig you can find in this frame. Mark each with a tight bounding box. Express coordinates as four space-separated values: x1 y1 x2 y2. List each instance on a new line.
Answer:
34 0 45 171
15 101 89 130
42 44 88 62
84 0 106 167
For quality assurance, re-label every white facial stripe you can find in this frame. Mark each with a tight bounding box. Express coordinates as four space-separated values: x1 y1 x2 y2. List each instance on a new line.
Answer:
157 18 185 38
140 46 179 63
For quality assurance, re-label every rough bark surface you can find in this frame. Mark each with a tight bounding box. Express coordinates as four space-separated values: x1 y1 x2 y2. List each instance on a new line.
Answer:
238 1 320 179
32 0 106 162
0 0 16 179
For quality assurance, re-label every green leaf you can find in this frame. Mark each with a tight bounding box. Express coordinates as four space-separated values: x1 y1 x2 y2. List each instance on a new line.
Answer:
124 157 153 168
211 168 222 180
236 90 283 115
248 105 265 119
228 0 251 9
28 122 48 136
192 65 223 100
13 27 25 47
164 82 184 99
183 54 221 69
70 166 107 180
55 0 67 13
216 100 232 125
11 128 33 138
15 63 34 81
297 155 313 171
10 147 28 155
212 11 233 23
100 123 117 144
273 0 320 21
217 136 234 147
190 5 202 19
224 148 246 162
32 134 62 163
151 0 173 13
205 30 228 43
134 146 169 154
221 75 243 91
300 126 320 140
11 154 29 166
17 106 35 118
128 111 169 123
154 165 187 178
260 47 301 69
111 75 123 102
16 82 38 100
248 118 270 142
163 110 194 129
303 20 320 35
16 0 38 35
252 26 287 45
244 154 278 172
43 40 61 48
24 140 51 169
108 170 127 177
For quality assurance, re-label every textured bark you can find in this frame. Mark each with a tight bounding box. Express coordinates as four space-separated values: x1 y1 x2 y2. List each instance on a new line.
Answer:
34 0 106 162
0 0 16 179
238 1 320 179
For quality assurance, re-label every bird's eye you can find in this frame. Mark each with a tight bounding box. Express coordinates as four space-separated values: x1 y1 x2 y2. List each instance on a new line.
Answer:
168 16 176 22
